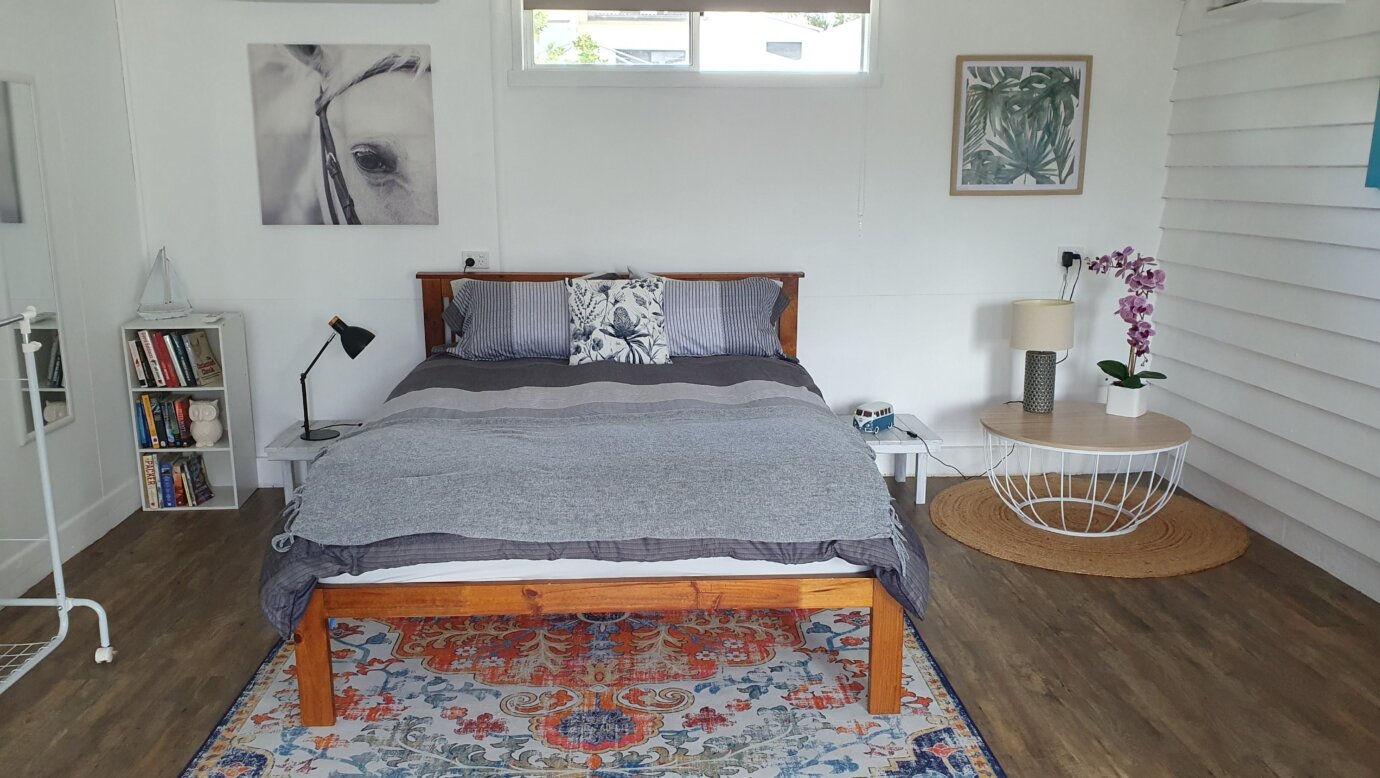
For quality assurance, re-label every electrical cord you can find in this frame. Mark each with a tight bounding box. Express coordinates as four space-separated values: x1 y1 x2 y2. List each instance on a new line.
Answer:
892 419 1017 482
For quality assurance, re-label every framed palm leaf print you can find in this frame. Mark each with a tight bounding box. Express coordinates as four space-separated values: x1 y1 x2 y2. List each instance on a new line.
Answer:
951 55 1093 196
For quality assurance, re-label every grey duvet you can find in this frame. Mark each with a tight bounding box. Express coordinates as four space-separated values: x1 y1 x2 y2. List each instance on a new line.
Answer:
260 355 930 636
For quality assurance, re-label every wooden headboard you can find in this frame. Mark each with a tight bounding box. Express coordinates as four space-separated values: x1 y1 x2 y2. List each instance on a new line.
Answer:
417 272 804 359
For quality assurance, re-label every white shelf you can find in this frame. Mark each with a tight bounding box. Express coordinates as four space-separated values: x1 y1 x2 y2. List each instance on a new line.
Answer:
124 313 256 512
129 384 225 393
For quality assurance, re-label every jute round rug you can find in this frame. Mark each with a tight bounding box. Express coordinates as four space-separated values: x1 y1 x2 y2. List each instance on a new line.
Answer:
929 478 1249 577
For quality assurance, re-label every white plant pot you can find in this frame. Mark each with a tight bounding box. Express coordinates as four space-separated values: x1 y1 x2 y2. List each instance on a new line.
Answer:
1106 385 1148 418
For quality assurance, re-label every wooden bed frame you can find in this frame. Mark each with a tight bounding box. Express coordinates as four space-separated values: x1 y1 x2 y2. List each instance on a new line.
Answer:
292 271 905 727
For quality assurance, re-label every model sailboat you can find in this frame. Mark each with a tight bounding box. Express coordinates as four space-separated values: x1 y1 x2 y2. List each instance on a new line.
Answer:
136 247 192 320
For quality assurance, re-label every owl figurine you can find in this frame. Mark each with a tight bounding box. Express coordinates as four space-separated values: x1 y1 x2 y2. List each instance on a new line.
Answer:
188 399 223 447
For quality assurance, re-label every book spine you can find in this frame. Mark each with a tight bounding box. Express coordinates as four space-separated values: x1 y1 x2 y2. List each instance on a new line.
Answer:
174 398 190 447
133 337 155 387
154 333 180 388
133 399 150 448
127 339 148 387
180 462 197 507
141 454 159 508
140 394 160 449
152 398 168 447
172 460 188 507
158 461 176 509
162 333 187 387
171 333 198 387
138 331 166 387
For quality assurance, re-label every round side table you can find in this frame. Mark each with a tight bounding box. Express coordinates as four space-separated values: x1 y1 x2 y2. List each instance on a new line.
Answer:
979 401 1192 537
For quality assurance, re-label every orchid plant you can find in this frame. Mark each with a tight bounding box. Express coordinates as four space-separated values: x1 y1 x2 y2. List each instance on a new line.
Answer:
1086 246 1167 389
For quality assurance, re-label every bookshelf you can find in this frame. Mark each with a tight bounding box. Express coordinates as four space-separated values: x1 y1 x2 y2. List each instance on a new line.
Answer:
121 313 257 511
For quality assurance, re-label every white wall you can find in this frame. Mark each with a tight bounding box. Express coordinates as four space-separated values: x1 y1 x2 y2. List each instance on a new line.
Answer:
118 0 1182 483
0 0 147 597
1157 0 1380 600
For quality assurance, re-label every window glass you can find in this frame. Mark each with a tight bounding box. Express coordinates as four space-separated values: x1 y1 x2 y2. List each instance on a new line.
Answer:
532 10 691 67
699 12 865 72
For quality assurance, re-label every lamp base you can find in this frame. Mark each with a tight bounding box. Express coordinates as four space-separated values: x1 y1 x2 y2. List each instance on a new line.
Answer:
301 427 341 442
1022 351 1057 414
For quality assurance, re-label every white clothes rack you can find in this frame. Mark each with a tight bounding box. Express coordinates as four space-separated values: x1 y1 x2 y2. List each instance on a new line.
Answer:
0 307 113 695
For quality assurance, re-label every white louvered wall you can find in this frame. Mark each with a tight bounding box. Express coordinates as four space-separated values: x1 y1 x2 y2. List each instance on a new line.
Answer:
1159 0 1380 600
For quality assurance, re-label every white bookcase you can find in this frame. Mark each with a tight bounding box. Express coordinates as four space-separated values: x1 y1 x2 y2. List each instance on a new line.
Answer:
121 313 257 511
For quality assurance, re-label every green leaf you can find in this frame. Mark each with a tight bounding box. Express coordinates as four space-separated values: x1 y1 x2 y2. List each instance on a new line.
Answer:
1119 376 1145 389
1098 360 1130 380
1135 370 1167 381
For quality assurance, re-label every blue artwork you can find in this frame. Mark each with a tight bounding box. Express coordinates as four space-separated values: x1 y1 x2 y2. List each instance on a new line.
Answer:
1368 85 1380 189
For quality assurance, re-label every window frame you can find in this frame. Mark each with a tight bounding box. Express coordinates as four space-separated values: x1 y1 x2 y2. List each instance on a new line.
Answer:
510 1 883 88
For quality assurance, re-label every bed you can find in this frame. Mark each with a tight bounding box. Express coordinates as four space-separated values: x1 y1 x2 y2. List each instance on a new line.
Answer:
264 271 930 726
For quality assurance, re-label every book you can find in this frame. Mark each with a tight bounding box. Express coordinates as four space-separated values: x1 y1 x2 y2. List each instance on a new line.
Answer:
133 399 151 448
152 397 170 447
137 331 167 387
127 339 149 387
171 459 188 507
169 333 198 387
187 454 215 504
179 460 197 507
140 394 160 448
141 454 160 508
162 333 188 387
173 396 191 447
133 337 155 387
149 332 180 388
184 330 222 385
158 460 176 509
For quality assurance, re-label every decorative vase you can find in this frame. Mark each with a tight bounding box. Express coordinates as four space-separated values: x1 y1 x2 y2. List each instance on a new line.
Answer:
1106 385 1147 418
188 399 224 447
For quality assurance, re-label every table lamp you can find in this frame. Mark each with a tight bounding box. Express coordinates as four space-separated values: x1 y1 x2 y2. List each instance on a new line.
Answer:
300 316 374 441
1011 299 1074 414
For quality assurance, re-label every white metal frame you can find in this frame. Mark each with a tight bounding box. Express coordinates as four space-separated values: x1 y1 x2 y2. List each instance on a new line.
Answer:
510 0 883 87
0 308 114 696
983 427 1188 538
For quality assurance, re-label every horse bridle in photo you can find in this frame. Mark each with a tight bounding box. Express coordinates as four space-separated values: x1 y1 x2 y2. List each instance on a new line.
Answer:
315 55 428 225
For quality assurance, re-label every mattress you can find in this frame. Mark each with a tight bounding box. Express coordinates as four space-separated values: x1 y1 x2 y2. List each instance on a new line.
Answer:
319 557 870 585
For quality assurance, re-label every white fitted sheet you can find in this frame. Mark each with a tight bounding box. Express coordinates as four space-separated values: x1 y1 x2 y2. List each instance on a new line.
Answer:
319 556 870 585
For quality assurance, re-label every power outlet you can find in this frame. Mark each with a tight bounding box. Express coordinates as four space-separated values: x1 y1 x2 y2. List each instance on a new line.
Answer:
462 251 490 270
1059 246 1085 268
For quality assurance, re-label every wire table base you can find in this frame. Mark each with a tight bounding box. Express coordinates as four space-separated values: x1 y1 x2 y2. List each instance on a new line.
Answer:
984 428 1188 537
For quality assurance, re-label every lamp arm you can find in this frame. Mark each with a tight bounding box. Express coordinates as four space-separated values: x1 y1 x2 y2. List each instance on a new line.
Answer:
300 332 338 439
302 332 338 380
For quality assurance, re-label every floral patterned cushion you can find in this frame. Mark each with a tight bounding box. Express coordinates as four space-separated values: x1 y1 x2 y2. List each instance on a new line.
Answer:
566 278 671 365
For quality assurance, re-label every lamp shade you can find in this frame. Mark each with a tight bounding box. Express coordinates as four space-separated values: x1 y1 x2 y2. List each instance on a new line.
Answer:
1011 299 1074 352
329 316 375 359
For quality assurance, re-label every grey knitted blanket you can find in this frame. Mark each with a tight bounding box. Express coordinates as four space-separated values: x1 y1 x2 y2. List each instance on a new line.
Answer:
262 356 929 635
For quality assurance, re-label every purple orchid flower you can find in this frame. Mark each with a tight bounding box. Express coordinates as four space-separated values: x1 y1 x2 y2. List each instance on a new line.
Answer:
1117 295 1153 324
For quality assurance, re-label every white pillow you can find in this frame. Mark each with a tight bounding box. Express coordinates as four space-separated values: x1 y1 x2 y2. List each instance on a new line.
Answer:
567 278 671 365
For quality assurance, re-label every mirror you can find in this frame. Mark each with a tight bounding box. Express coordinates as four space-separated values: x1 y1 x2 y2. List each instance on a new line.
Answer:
0 77 71 444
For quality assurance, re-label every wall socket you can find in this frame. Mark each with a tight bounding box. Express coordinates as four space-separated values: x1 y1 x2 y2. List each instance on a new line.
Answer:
1059 246 1085 268
462 250 491 270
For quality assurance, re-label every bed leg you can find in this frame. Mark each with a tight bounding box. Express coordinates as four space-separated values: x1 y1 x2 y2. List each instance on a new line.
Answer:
295 589 336 727
868 579 904 715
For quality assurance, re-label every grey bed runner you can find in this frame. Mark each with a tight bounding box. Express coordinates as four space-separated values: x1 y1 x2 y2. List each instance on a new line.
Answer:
261 356 930 636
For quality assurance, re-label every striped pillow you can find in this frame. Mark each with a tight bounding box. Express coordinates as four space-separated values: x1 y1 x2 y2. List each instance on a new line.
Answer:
446 280 569 360
663 277 788 358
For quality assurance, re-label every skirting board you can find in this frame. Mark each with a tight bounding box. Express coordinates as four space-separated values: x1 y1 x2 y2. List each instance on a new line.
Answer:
1180 464 1380 603
0 478 141 601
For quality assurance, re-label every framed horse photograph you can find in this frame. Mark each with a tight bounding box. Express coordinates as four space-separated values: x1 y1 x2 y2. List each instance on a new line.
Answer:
247 43 439 225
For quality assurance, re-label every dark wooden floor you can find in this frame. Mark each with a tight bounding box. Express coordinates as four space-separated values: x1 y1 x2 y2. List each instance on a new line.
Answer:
1 481 1378 776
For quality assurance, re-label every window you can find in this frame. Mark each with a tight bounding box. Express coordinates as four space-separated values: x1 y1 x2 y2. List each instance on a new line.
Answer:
521 4 873 77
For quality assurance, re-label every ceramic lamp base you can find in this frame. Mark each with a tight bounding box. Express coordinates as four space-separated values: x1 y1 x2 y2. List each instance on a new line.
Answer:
1022 351 1057 414
1106 385 1148 418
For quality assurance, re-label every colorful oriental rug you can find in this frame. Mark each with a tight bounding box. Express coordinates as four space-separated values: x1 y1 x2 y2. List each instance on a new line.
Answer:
184 609 1002 777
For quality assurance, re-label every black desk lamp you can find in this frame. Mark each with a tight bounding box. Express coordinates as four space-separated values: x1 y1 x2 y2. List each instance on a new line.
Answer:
301 316 374 441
